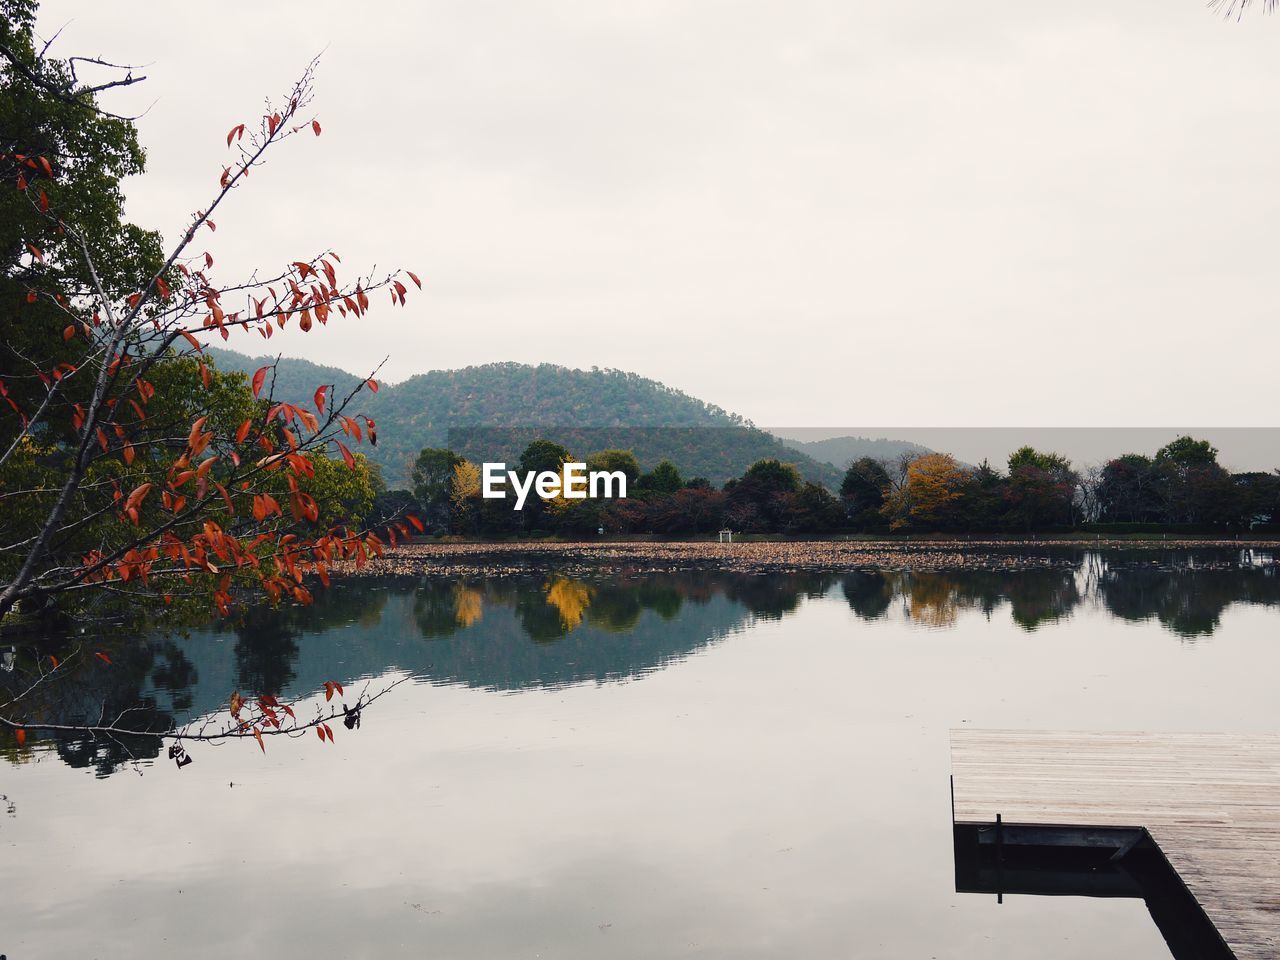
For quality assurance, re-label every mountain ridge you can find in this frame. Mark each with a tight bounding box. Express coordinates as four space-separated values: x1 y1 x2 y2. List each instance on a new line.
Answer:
207 348 844 488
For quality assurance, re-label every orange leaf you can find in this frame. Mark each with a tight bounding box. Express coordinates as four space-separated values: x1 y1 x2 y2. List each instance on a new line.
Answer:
125 482 153 513
235 418 252 444
253 728 265 753
365 378 379 393
49 655 59 669
406 513 425 533
313 384 327 415
62 325 75 341
187 416 208 449
15 729 25 746
335 440 356 470
251 366 268 398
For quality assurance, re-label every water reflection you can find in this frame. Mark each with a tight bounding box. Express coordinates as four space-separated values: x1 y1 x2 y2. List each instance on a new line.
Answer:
3 551 1279 960
844 553 1278 638
2 550 1277 778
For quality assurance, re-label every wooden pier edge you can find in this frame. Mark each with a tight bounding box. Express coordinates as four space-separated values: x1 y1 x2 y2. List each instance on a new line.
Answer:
949 729 1280 960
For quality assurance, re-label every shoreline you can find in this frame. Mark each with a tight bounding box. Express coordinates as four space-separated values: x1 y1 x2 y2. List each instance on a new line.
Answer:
352 538 1280 578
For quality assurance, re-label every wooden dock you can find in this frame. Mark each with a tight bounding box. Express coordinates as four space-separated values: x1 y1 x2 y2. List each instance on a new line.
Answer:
950 729 1280 960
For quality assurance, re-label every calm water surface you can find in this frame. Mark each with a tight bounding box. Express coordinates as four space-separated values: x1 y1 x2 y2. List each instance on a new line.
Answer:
2 549 1278 959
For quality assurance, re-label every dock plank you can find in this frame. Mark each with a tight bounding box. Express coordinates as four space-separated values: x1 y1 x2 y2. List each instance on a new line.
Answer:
951 729 1280 960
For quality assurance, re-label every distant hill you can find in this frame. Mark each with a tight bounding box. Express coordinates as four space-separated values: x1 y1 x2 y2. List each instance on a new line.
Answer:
781 435 934 471
208 349 842 488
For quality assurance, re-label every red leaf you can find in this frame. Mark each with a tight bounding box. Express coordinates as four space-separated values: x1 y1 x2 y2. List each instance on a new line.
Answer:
49 655 59 669
317 725 326 742
15 729 25 746
235 418 252 444
312 120 322 136
313 384 327 415
406 513 425 532
365 378 379 393
27 243 43 262
406 270 422 289
336 440 356 470
226 123 246 147
251 366 268 398
94 651 113 665
62 325 75 341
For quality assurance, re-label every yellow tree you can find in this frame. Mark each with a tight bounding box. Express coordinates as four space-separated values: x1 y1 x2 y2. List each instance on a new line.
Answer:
882 453 970 531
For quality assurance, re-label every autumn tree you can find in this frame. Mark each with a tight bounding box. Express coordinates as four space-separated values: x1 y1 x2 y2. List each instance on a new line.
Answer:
881 453 971 531
724 458 802 531
1004 446 1078 530
1 5 422 752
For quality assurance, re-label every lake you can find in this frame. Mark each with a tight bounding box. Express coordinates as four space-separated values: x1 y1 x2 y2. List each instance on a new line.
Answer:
2 548 1277 958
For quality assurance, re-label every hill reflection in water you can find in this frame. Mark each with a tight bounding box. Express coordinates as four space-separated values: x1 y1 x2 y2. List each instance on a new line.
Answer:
5 550 1276 777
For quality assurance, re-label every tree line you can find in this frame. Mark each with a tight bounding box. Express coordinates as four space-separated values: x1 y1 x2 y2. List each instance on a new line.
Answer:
392 435 1280 537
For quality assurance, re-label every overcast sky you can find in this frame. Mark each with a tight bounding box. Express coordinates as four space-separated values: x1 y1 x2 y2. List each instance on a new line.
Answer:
37 1 1280 428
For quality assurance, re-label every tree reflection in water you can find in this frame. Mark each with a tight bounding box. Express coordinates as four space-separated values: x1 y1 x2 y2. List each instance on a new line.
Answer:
837 550 1278 639
4 550 1276 776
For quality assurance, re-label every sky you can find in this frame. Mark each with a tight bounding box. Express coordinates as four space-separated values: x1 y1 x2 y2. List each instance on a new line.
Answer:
36 0 1280 428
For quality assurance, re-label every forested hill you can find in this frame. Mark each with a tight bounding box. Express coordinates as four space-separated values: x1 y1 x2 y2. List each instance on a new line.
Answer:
207 349 842 488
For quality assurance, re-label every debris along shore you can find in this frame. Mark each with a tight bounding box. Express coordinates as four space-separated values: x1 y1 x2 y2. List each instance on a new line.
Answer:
348 538 1280 578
